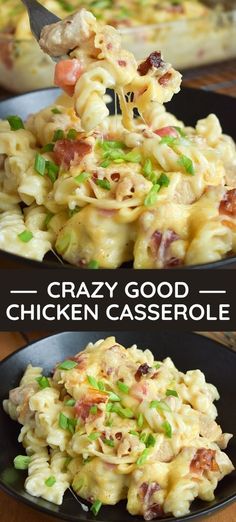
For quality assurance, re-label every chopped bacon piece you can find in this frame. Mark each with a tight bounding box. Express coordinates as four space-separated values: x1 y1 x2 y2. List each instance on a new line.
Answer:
131 381 148 401
154 126 178 138
159 72 172 86
166 4 184 13
138 52 164 76
219 189 236 217
75 393 107 420
190 448 219 473
144 504 164 521
54 59 83 96
150 229 181 268
135 363 151 381
139 482 163 521
118 60 127 67
54 139 91 168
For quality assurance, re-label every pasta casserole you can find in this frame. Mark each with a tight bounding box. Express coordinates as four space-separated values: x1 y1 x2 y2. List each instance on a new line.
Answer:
3 337 234 519
0 9 236 268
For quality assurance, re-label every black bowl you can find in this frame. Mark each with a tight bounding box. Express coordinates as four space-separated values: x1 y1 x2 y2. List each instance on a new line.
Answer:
0 331 235 521
0 87 236 269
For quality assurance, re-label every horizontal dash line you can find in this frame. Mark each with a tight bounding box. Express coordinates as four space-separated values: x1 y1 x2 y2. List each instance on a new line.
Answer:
199 290 226 294
10 290 38 294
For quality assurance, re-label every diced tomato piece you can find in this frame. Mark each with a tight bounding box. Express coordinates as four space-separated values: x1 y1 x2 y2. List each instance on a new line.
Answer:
154 126 178 138
54 59 83 96
54 139 92 168
219 189 236 217
190 448 219 473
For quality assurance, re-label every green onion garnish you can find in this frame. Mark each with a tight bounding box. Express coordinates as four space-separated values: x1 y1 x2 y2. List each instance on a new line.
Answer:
178 154 194 175
142 158 157 184
36 376 50 389
108 392 121 402
87 375 99 389
144 184 160 206
129 430 139 437
100 159 111 168
67 128 78 140
110 404 133 418
68 206 80 218
88 432 101 441
90 405 98 415
125 151 141 163
13 455 31 470
100 140 125 151
158 173 170 187
7 115 24 131
46 160 59 183
65 399 76 406
91 499 102 516
74 172 90 184
137 413 144 428
149 400 171 412
59 412 68 430
57 0 74 12
136 448 149 466
67 418 77 434
174 126 186 137
166 389 178 397
18 230 33 243
44 212 54 228
159 135 178 146
145 433 156 448
88 260 99 269
45 476 56 487
162 420 172 438
34 153 46 176
102 437 115 447
106 403 113 412
117 381 129 394
41 143 54 153
59 360 78 370
51 107 62 114
140 432 147 443
73 477 84 490
154 363 161 369
53 129 64 142
98 381 105 391
96 178 111 190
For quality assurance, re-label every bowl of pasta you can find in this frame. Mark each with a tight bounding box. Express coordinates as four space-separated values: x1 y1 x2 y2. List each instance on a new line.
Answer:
0 331 236 521
0 8 236 270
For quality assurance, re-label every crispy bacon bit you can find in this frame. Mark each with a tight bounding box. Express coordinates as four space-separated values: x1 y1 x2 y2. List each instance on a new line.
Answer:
190 449 219 473
138 51 164 76
75 394 106 420
118 59 127 67
150 229 181 268
139 482 163 521
135 363 151 381
154 126 179 138
111 172 120 182
0 38 14 69
115 432 122 440
53 139 91 168
69 353 87 369
131 381 148 401
219 189 236 217
159 72 172 86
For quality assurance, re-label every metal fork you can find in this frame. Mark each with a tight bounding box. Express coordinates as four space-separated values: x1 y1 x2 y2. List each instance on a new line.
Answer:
21 0 61 43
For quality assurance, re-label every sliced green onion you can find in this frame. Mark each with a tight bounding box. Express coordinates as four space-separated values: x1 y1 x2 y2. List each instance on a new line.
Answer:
97 381 105 391
7 115 24 130
178 154 194 175
96 178 111 190
144 184 160 206
18 230 33 243
13 455 31 470
34 153 46 176
142 158 157 184
125 150 141 163
140 432 147 443
46 160 59 183
45 476 56 487
154 363 161 369
53 129 64 142
65 398 76 406
162 420 172 438
64 456 72 469
117 380 129 394
59 412 68 430
44 212 54 228
100 140 125 150
159 135 177 146
137 413 144 428
158 173 170 187
67 418 77 434
36 376 50 389
174 126 186 137
136 448 149 466
73 477 84 490
129 430 139 437
59 360 78 370
108 392 121 402
145 433 156 448
41 143 54 153
106 402 113 412
91 499 102 516
88 432 101 441
166 389 178 398
68 206 80 218
90 405 98 415
74 171 90 184
56 0 75 12
67 128 78 140
111 404 133 418
87 260 99 269
100 159 111 168
149 400 171 412
51 107 62 114
87 375 99 389
102 437 114 447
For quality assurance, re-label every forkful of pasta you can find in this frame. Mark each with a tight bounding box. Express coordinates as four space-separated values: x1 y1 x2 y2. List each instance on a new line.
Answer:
22 0 182 132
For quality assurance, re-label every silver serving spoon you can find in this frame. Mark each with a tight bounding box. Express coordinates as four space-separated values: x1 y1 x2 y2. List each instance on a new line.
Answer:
21 0 61 59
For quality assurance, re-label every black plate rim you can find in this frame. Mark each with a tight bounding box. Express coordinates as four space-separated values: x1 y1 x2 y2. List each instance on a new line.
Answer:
0 331 236 521
0 87 236 270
